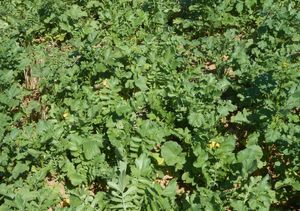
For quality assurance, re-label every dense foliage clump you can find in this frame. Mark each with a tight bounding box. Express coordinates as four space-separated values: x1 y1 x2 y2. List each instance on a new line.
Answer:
0 0 299 210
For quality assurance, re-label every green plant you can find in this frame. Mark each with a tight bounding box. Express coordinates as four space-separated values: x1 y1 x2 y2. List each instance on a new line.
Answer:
0 0 299 210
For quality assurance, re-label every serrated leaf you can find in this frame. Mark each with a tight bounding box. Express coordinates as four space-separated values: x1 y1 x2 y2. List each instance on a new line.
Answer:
231 109 250 124
108 182 122 193
133 153 152 177
218 101 237 116
275 177 300 191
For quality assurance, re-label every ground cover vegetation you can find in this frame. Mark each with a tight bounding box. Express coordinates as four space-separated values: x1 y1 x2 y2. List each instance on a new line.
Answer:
0 0 300 210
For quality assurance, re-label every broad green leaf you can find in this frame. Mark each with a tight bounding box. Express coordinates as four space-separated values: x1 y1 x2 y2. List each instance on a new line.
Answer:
67 5 88 19
193 146 208 168
236 2 244 14
214 136 236 161
237 145 263 175
83 140 100 160
0 19 9 29
68 134 83 151
67 171 85 186
163 179 177 197
231 200 247 211
286 88 300 109
12 162 29 179
188 112 204 127
161 141 185 169
245 0 257 9
135 76 148 91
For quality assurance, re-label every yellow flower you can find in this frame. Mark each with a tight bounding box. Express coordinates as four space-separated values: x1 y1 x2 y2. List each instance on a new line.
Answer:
101 79 110 88
282 62 288 68
63 111 69 119
208 141 220 149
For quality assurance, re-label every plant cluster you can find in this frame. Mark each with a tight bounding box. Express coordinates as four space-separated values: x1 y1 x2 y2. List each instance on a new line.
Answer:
0 0 299 210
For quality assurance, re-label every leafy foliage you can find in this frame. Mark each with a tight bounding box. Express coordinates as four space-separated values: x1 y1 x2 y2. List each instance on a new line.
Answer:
0 0 299 210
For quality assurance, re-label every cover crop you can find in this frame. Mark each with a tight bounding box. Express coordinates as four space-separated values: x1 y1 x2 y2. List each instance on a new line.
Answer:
0 0 299 210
